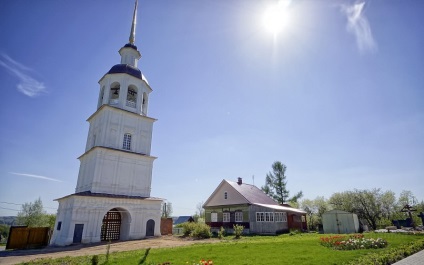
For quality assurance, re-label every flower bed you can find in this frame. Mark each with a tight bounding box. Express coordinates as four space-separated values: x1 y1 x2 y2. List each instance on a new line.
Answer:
320 234 387 250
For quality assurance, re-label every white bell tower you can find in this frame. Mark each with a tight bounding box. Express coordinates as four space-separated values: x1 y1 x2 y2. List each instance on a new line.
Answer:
50 0 163 246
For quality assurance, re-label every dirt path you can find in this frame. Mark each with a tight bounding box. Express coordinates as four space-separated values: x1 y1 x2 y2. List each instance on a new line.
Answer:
0 236 217 265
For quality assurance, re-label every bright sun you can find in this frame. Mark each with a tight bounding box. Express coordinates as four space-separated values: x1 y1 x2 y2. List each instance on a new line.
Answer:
263 1 291 35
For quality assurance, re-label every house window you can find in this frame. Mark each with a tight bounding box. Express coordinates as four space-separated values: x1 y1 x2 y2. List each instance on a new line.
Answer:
275 212 281 222
223 212 230 222
265 212 274 222
275 212 287 222
282 212 287 222
235 212 243 222
257 212 282 222
301 215 306 222
211 212 218 222
123 133 132 150
256 212 265 222
57 221 62 231
224 191 227 199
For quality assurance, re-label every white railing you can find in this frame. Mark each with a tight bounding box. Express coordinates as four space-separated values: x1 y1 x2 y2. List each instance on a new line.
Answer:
109 99 119 105
126 100 136 108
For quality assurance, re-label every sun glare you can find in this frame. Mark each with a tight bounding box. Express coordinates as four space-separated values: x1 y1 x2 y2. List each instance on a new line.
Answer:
263 1 291 35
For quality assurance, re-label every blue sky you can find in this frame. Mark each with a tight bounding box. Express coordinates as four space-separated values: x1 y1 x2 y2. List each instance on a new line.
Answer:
0 0 423 217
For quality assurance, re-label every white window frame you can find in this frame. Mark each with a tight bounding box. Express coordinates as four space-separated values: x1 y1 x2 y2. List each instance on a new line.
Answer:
223 212 230 222
256 212 265 222
275 212 287 222
224 191 228 199
235 212 243 222
211 212 218 222
280 212 288 222
123 133 132 150
257 212 285 222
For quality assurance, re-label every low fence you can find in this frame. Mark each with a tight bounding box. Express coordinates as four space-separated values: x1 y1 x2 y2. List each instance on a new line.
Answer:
6 226 51 250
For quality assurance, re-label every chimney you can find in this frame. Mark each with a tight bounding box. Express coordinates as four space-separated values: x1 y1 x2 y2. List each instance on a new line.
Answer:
237 177 242 185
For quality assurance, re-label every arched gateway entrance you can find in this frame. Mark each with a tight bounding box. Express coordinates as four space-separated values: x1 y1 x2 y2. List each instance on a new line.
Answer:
101 208 121 241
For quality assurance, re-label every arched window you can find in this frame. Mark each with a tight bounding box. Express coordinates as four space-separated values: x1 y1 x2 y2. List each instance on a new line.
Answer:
126 85 137 108
109 83 120 105
123 133 132 150
142 92 148 115
98 86 105 109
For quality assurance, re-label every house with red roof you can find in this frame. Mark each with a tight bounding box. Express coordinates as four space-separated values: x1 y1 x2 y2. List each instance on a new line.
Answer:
203 178 307 234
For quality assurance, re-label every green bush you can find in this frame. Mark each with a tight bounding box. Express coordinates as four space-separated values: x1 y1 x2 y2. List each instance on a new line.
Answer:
91 255 99 265
218 226 226 239
180 222 211 239
191 223 212 239
345 238 424 265
180 222 197 237
233 224 244 239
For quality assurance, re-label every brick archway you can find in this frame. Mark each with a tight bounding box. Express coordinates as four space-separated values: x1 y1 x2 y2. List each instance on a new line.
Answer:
101 208 121 241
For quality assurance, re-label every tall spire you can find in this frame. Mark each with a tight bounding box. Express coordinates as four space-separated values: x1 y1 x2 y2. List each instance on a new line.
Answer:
129 0 138 45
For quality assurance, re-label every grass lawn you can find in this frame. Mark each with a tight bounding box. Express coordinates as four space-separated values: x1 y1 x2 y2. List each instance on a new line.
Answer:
21 233 424 265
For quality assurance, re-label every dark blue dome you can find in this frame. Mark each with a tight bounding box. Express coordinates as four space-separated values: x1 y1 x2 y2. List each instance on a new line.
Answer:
107 64 143 80
124 43 138 50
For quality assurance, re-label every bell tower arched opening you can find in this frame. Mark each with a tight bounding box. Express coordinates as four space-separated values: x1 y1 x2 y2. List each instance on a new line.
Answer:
142 92 148 115
126 85 138 108
109 82 121 106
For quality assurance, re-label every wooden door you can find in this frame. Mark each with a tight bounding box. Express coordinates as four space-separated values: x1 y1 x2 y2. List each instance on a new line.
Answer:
146 219 155 236
101 208 121 241
73 224 84 244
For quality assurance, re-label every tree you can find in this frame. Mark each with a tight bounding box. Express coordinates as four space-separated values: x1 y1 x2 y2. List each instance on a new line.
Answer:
329 189 397 230
261 161 303 204
0 224 10 242
161 202 173 218
193 202 205 222
396 190 420 225
16 198 54 227
300 196 330 231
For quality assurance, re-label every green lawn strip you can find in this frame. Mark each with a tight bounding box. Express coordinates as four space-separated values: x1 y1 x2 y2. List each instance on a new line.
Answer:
19 233 424 265
344 234 424 265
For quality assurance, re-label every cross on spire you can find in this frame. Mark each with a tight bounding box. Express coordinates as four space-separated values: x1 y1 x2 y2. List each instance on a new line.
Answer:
129 0 138 45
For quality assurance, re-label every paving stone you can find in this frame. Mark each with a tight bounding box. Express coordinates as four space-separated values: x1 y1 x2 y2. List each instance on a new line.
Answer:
392 249 424 265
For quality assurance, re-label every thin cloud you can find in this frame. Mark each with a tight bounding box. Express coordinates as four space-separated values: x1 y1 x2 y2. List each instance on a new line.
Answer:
341 1 377 53
0 54 47 97
9 172 63 183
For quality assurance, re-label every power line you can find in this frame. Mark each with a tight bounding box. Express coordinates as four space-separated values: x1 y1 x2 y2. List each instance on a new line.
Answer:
0 206 20 211
0 202 21 206
0 201 57 210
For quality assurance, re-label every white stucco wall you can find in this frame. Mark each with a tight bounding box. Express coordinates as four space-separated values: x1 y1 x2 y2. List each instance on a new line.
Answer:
85 106 155 155
75 147 155 197
50 195 162 246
